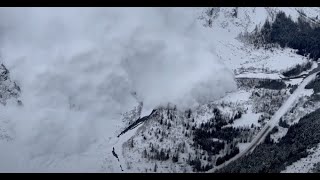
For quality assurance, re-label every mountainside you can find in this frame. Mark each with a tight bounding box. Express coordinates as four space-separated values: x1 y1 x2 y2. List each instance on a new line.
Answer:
114 7 320 173
1 7 320 173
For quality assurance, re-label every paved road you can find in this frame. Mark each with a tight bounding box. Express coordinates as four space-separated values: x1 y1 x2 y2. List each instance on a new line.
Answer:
208 69 319 173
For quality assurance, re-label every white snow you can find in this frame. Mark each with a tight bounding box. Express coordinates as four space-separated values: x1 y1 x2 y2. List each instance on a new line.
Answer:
0 7 319 172
264 72 317 128
286 78 304 86
216 90 251 104
270 126 288 143
107 123 145 173
217 90 261 128
140 108 153 119
209 70 319 173
231 111 261 128
238 142 251 153
236 72 282 79
0 8 237 172
203 8 309 74
246 49 307 72
301 88 314 97
282 144 320 173
213 32 308 73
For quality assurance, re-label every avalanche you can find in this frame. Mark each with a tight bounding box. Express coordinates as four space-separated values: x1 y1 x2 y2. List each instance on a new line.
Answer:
0 7 236 172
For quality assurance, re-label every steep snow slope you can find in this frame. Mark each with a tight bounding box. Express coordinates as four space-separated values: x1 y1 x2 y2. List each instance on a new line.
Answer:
201 7 317 73
118 7 320 173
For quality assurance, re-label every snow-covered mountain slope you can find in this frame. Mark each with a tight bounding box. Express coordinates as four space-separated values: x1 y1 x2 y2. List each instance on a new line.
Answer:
0 64 21 105
200 7 320 73
0 64 21 142
0 8 236 172
201 7 320 35
117 7 320 173
282 144 320 173
0 7 319 173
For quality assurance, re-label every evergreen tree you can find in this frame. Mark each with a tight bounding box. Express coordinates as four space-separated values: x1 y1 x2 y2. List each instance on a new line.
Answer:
172 153 179 163
153 163 158 172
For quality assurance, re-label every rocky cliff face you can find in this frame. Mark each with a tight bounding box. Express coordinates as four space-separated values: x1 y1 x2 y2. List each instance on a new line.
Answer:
0 64 21 106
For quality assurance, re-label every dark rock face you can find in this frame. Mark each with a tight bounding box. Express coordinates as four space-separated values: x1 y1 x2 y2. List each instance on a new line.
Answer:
0 63 21 106
0 63 21 142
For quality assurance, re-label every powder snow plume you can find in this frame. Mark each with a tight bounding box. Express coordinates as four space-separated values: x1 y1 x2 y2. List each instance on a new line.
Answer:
0 7 236 172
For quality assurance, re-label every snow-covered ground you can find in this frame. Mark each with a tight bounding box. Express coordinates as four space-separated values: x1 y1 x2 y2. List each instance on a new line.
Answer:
0 8 237 172
264 73 317 128
282 144 320 173
214 90 261 129
223 46 308 73
215 90 251 104
238 142 251 152
119 7 320 173
231 110 261 128
270 126 288 143
286 78 304 86
235 72 282 79
204 8 312 76
0 7 319 173
209 70 319 173
105 123 145 173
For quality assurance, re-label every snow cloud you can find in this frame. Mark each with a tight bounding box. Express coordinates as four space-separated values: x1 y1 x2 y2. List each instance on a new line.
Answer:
0 8 236 171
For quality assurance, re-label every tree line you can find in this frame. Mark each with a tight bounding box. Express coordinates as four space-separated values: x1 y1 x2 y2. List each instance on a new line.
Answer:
253 11 320 61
